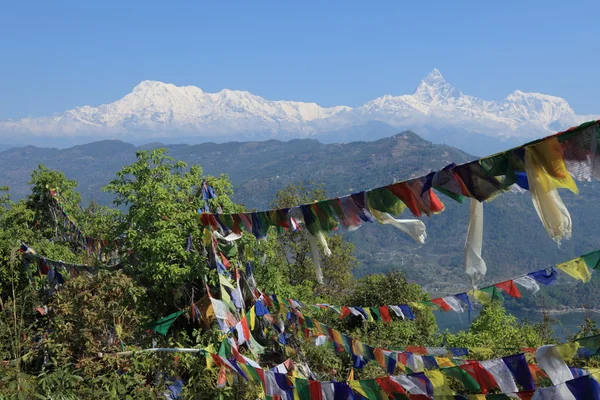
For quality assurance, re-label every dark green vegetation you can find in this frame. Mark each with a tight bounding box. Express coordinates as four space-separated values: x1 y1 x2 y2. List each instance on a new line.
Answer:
2 132 600 309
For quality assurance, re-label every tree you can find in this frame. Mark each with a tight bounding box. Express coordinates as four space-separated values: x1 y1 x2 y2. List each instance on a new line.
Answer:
104 148 243 302
336 271 439 349
26 165 81 241
443 302 552 358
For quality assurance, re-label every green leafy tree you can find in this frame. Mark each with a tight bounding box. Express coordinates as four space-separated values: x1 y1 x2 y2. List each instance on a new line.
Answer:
444 303 553 358
337 272 439 349
104 148 243 302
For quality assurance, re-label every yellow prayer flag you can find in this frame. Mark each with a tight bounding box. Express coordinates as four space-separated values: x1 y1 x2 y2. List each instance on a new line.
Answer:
408 301 426 310
348 381 368 398
425 370 454 397
557 258 592 283
352 340 365 357
434 357 456 368
527 137 578 194
362 308 374 322
469 395 487 400
202 228 212 246
347 368 355 381
249 306 256 330
219 274 235 288
554 342 580 361
471 289 491 305
244 245 254 261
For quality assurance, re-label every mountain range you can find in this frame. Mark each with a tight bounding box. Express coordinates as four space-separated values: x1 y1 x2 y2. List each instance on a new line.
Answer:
2 70 597 155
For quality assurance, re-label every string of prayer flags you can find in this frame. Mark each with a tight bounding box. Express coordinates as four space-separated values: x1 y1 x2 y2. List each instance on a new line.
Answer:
20 243 121 286
266 249 599 329
199 121 600 253
114 332 600 399
49 189 119 257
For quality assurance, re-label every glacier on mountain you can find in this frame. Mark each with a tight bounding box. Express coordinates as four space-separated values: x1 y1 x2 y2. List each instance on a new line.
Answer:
0 69 597 144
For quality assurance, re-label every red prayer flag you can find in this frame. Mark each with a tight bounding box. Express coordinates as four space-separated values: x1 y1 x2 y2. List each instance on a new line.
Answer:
216 366 227 388
230 343 245 364
494 280 522 298
517 391 535 400
454 172 473 197
220 253 231 269
308 381 323 400
261 293 273 307
375 376 407 395
39 261 50 275
520 347 537 354
387 183 422 217
460 362 498 394
231 214 242 234
240 316 251 341
528 364 548 381
211 354 227 368
405 346 427 355
431 298 452 311
340 306 351 319
428 189 445 213
379 306 392 323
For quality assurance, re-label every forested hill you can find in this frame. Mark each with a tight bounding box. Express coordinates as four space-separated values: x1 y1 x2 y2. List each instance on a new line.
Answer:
2 132 600 298
0 132 472 208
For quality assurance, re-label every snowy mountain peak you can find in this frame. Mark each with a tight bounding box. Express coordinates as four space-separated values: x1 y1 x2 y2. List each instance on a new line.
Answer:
413 69 462 103
422 68 445 85
0 69 597 145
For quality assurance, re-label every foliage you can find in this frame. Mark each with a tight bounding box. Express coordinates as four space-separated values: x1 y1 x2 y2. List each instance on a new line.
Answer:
103 149 242 301
443 303 554 359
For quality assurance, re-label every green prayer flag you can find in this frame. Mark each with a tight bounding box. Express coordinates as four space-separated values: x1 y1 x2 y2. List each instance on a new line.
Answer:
218 339 232 358
434 186 465 203
245 364 262 383
358 379 386 400
441 366 481 393
295 378 310 400
249 334 265 355
480 286 504 303
314 201 339 232
217 240 238 258
575 334 600 356
370 307 382 321
368 187 406 216
583 250 600 270
147 310 185 335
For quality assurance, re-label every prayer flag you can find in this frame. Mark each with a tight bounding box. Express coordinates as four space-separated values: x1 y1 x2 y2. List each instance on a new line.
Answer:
147 310 185 336
557 258 592 283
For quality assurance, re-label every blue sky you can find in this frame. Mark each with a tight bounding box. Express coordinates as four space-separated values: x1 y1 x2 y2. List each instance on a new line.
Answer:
1 0 599 118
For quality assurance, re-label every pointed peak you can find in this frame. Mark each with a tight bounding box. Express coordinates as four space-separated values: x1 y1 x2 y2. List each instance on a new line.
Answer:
412 69 460 101
422 69 445 85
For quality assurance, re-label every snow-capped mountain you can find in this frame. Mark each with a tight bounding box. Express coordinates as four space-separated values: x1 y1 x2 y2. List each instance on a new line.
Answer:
1 69 597 147
353 69 593 136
